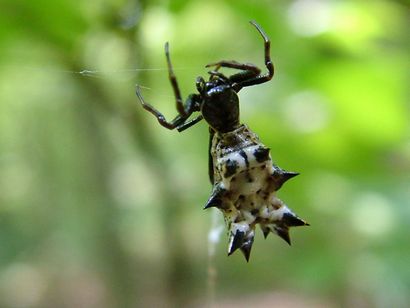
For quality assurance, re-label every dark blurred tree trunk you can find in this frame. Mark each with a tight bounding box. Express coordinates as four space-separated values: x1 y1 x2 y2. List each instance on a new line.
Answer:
74 1 195 306
125 5 195 305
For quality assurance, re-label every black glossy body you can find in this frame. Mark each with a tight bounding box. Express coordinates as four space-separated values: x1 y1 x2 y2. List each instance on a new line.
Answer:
200 83 240 133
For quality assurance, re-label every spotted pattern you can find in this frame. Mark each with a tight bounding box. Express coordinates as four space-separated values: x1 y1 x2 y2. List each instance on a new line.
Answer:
206 124 308 261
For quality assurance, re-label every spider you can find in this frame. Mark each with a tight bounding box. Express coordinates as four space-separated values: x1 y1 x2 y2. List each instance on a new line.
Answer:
136 21 308 261
136 21 273 134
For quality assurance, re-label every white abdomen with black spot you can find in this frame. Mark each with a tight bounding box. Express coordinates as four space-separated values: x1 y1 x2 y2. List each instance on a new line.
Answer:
205 124 308 261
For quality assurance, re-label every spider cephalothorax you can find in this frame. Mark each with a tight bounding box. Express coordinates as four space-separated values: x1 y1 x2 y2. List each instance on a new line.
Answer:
136 21 308 261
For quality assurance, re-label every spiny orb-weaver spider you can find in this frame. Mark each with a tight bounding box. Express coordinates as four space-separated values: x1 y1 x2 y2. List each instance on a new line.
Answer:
136 21 309 261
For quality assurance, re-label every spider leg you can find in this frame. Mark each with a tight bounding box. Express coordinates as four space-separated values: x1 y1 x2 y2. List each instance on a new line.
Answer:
206 60 261 75
234 21 274 88
208 127 215 184
136 42 204 130
136 87 201 130
136 85 186 129
177 115 203 132
207 70 230 82
206 21 274 91
165 42 186 116
206 61 261 87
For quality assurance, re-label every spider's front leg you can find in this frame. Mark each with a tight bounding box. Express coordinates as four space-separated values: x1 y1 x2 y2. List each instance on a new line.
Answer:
136 87 200 130
205 61 261 85
237 20 274 87
165 42 186 116
136 42 202 130
206 60 261 75
136 86 184 129
205 21 274 91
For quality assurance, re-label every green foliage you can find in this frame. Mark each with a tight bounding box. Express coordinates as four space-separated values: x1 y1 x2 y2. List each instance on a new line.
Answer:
0 0 409 307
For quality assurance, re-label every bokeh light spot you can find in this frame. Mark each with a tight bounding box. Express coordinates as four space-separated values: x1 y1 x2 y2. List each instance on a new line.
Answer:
288 0 332 37
350 192 395 238
283 90 330 133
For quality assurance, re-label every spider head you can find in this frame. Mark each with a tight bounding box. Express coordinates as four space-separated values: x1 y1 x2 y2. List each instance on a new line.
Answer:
196 75 240 133
196 76 207 95
196 74 229 96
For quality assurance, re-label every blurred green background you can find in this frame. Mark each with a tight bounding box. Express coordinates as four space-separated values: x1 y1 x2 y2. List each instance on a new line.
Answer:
0 0 409 307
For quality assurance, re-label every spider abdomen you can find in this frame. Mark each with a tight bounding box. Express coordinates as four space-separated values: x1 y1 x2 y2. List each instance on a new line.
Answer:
206 124 308 261
217 144 272 193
